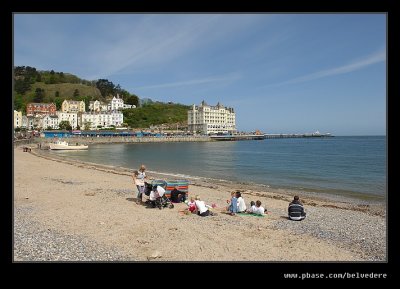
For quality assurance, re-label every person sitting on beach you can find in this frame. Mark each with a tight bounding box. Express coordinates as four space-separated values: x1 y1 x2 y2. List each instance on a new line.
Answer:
288 196 306 221
132 164 147 204
246 201 256 213
226 192 238 216
194 195 212 217
236 191 247 213
252 200 265 215
170 186 186 203
186 196 197 213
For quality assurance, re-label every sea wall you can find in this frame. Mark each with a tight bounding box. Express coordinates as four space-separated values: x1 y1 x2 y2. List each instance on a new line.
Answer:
37 135 211 146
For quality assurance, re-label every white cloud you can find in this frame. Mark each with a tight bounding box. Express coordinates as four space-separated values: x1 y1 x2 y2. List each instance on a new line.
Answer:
267 49 386 87
134 72 242 90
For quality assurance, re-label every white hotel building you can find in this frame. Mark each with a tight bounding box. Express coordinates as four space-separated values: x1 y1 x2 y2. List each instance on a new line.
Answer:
188 101 236 135
57 112 79 129
81 111 123 130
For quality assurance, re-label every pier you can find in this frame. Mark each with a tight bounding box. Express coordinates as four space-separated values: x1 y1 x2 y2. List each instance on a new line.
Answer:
263 133 333 139
210 133 333 141
210 134 266 141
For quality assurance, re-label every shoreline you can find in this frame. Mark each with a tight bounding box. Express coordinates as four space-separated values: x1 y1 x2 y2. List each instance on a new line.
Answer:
14 147 386 261
32 148 386 217
34 139 386 205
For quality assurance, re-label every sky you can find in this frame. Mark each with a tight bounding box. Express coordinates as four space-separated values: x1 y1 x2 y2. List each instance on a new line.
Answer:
14 14 386 135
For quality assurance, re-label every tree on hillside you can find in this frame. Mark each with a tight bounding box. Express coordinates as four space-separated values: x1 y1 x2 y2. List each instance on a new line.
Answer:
73 89 80 98
48 70 57 84
14 79 31 94
54 98 63 110
14 95 24 111
55 91 59 98
96 79 116 97
59 72 65 82
33 88 45 103
126 94 139 106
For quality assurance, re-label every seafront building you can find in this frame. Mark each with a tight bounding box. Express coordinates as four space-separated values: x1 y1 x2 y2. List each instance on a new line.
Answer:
21 115 33 129
108 95 124 110
81 110 124 129
14 110 22 128
61 100 85 113
26 103 56 116
40 115 59 130
89 100 108 112
57 112 79 129
188 101 236 135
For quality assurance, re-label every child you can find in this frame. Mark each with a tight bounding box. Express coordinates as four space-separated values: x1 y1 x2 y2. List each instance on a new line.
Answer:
187 196 196 213
247 201 256 213
252 200 265 215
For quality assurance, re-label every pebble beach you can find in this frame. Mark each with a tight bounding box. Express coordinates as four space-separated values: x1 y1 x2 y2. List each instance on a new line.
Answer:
13 147 386 262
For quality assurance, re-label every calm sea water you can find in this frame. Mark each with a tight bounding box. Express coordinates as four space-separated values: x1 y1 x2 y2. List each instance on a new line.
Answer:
46 136 386 201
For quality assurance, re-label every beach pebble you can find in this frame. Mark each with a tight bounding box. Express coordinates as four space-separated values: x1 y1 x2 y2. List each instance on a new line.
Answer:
148 251 162 260
14 207 130 261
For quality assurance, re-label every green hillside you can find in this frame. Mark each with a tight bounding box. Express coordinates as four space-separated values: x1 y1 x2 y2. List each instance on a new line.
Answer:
13 66 190 130
123 102 189 129
13 66 138 113
30 82 102 100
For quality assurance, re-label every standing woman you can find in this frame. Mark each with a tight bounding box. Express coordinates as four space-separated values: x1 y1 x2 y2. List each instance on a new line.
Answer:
132 164 147 204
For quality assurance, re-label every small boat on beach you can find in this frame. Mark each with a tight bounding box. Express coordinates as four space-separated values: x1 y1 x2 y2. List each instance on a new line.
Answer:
49 140 88 150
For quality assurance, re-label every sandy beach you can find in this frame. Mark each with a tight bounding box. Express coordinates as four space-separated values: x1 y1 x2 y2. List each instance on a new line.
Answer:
13 147 386 261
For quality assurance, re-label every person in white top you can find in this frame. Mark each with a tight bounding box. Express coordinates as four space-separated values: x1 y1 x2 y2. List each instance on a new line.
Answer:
194 195 212 217
132 164 147 204
246 201 256 213
236 192 247 213
149 185 166 207
252 200 265 215
149 185 165 200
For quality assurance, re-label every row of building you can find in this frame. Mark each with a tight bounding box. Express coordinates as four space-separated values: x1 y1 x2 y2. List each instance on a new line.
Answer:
14 98 237 135
26 95 135 116
14 110 124 130
15 95 132 130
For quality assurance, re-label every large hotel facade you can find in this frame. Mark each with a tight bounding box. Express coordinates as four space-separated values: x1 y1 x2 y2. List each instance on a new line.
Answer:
188 101 236 135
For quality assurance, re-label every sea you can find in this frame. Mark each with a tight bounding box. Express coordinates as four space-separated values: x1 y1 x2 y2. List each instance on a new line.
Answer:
45 136 386 202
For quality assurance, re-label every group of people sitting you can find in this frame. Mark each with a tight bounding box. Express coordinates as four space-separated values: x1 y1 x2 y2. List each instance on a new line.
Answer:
132 165 306 221
226 191 267 216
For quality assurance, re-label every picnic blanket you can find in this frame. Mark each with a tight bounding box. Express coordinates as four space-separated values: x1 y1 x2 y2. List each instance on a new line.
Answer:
237 212 265 217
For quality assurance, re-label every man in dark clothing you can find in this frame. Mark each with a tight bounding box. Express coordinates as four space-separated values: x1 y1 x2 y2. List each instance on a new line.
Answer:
170 187 186 203
288 196 306 221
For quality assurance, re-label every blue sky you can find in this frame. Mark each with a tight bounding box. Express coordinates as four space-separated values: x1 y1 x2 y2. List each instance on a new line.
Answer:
14 14 386 135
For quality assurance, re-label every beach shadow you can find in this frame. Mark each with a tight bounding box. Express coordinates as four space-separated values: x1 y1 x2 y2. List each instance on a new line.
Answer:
126 198 136 202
